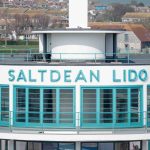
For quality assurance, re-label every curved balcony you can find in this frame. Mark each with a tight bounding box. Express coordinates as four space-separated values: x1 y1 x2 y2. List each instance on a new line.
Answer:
0 111 149 131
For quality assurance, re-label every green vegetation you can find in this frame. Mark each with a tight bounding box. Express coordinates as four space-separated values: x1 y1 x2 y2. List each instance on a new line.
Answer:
0 40 39 53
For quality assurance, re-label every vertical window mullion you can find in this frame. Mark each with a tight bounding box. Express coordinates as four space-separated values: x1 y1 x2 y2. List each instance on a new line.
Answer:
40 88 43 126
113 88 116 127
56 88 60 126
0 88 1 122
140 88 143 125
128 88 131 126
96 88 100 125
26 88 28 127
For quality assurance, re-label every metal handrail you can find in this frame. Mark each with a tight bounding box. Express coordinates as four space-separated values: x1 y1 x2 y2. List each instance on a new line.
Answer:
0 52 150 64
0 111 149 132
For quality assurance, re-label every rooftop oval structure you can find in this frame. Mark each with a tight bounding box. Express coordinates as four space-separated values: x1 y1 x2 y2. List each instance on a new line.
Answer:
34 29 122 61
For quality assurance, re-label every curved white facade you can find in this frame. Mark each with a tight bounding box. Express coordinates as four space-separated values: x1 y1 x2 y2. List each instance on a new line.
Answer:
0 64 149 149
50 33 105 60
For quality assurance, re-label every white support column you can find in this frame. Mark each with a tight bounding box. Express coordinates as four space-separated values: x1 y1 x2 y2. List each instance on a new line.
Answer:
76 85 80 130
9 84 13 126
142 140 148 150
39 34 44 53
69 0 89 28
76 142 81 150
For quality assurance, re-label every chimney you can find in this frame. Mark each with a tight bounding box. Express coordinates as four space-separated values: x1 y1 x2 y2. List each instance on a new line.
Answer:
69 0 89 28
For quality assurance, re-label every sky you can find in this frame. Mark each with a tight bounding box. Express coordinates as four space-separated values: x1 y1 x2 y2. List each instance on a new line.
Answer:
99 0 150 6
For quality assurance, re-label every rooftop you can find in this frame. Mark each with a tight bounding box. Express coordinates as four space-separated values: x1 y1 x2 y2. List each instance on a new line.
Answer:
123 12 150 18
90 22 150 42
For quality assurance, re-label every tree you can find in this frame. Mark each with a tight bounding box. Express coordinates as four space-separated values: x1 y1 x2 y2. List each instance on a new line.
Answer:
96 3 135 22
137 2 145 7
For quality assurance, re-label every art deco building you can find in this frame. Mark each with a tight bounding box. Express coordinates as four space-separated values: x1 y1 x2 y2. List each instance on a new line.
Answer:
0 0 150 149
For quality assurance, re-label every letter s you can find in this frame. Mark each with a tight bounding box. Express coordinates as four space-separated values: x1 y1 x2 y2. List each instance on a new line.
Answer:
8 69 15 82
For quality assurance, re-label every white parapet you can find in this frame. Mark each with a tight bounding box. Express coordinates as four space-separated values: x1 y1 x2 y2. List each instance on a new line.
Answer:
69 0 88 28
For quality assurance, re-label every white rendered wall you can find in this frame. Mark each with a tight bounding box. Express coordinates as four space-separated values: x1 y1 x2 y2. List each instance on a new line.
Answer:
39 34 44 53
69 0 88 28
50 33 105 60
0 65 150 142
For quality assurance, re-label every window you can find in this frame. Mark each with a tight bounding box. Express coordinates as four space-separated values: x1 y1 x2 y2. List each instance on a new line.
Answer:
81 87 142 128
147 86 150 126
124 34 129 42
14 87 75 128
0 86 9 126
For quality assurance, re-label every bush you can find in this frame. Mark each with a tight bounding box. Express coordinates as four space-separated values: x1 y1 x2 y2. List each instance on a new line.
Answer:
0 40 38 45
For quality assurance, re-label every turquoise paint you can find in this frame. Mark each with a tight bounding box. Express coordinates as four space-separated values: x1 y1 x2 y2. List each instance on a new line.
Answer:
90 70 100 82
40 88 43 125
17 70 27 82
8 69 15 82
38 70 47 82
128 89 131 126
56 88 60 125
13 86 75 128
128 70 138 82
64 70 71 82
96 89 100 124
139 69 148 81
29 70 36 82
75 70 87 82
80 86 143 128
50 70 61 82
26 88 29 126
113 70 121 82
123 70 126 82
8 69 148 83
0 85 9 126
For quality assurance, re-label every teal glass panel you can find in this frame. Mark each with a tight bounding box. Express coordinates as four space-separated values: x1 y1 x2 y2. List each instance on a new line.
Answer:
1 87 9 123
147 87 150 126
100 89 113 123
81 86 142 128
43 89 56 124
16 88 26 123
130 88 140 123
28 89 40 123
82 89 96 123
116 89 128 123
14 86 75 128
59 89 73 124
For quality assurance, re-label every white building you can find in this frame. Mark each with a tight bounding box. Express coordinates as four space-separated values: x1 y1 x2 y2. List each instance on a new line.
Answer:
0 0 150 150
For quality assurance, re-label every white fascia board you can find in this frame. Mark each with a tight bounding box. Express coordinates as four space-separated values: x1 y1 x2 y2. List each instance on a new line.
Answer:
32 30 123 34
1 132 150 142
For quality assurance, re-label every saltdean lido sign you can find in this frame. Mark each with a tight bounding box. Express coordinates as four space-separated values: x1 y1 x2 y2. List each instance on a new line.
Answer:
8 69 148 83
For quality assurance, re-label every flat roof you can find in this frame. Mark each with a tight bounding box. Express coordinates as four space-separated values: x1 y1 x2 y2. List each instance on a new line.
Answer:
32 29 123 34
0 54 150 66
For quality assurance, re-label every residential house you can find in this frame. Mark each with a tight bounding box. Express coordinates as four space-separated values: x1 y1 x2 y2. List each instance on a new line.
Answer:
90 22 150 53
122 12 150 23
